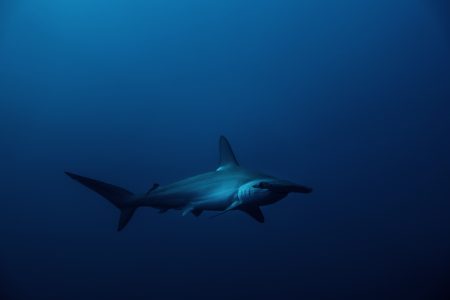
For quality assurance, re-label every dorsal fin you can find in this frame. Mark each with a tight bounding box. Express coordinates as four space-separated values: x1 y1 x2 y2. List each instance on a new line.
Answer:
217 135 239 171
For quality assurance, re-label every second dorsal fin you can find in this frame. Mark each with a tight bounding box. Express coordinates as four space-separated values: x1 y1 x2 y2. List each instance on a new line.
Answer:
146 183 159 195
217 135 239 171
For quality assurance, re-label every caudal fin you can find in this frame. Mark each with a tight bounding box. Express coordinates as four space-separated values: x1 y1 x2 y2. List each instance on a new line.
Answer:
65 172 137 231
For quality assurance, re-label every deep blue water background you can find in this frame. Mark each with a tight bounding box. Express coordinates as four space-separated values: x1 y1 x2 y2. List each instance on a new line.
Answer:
1 0 450 299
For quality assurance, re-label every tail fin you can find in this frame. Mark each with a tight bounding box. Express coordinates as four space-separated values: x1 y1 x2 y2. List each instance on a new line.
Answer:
65 172 137 231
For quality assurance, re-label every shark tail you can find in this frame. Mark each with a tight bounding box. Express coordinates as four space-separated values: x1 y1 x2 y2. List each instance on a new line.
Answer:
65 172 138 231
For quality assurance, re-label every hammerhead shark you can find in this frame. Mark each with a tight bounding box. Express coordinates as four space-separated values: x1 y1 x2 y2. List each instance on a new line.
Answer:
65 136 312 231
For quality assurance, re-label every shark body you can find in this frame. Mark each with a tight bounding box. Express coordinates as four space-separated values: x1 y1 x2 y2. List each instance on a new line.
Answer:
66 136 312 231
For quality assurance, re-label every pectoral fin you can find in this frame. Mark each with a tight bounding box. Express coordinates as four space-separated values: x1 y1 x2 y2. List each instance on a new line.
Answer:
210 200 242 218
240 205 264 223
224 200 242 211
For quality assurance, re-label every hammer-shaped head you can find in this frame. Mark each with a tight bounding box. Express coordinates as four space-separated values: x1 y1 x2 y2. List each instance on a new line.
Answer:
253 180 312 194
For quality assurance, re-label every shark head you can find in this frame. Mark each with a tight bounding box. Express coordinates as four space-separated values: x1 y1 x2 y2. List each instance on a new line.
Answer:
212 135 313 223
218 135 313 209
237 179 286 206
253 179 313 194
237 178 312 206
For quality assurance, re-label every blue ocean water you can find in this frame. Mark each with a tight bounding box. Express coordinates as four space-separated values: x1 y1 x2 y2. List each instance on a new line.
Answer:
1 0 450 299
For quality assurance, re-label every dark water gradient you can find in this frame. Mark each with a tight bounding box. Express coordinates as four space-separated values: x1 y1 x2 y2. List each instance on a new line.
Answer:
1 0 450 299
430 0 450 35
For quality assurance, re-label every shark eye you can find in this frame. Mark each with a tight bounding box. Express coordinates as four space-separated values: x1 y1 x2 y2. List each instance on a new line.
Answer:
253 181 270 189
